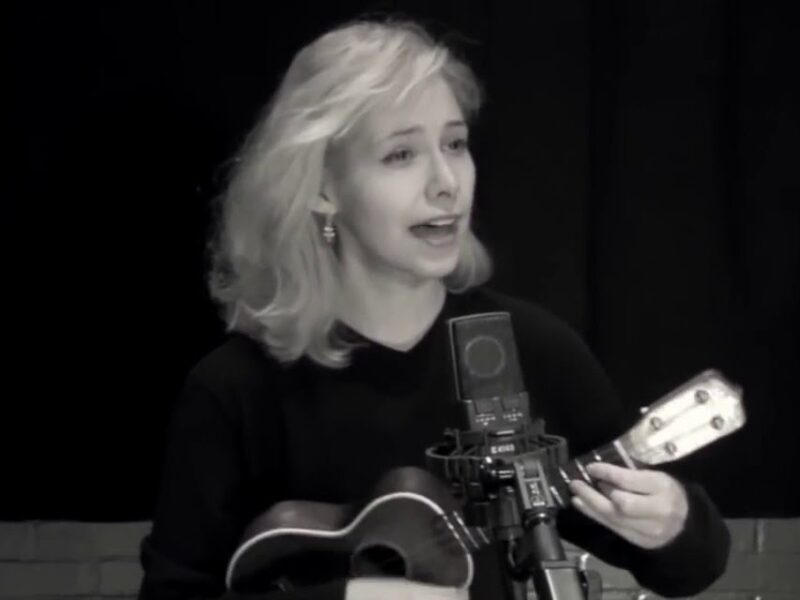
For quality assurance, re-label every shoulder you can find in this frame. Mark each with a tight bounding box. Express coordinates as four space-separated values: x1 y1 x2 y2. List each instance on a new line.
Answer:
178 331 295 419
188 331 277 387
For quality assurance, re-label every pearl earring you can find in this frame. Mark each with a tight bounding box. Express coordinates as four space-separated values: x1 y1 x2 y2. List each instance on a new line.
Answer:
322 213 336 244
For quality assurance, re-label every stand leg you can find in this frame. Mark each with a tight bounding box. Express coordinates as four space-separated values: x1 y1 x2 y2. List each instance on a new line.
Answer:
506 457 602 600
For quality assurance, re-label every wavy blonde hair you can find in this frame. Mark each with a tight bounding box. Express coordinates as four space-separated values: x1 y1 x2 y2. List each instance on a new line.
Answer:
208 17 492 368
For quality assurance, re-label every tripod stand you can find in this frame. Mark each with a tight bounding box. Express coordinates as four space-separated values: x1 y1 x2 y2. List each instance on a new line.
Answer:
504 455 601 600
432 311 606 598
427 428 602 600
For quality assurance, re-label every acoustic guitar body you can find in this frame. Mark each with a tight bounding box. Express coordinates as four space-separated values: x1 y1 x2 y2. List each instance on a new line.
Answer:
226 466 475 593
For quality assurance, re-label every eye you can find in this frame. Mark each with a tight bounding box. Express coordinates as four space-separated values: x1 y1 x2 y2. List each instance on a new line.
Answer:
382 148 415 165
445 137 470 154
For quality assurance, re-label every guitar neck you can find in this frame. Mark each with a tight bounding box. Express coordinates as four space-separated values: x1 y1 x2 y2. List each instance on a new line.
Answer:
449 370 745 546
559 438 640 487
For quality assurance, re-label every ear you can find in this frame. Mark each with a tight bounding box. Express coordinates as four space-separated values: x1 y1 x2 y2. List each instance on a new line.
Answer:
314 167 339 217
312 192 337 218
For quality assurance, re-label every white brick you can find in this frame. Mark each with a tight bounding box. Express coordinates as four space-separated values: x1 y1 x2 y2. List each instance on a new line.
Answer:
0 522 35 560
587 556 639 590
563 546 638 590
99 560 144 595
725 518 757 553
646 592 752 599
708 553 763 591
761 554 800 592
34 522 94 560
761 518 800 554
90 522 151 559
0 562 97 596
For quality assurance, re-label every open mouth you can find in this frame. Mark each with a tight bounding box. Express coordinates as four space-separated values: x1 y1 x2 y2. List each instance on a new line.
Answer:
409 216 460 245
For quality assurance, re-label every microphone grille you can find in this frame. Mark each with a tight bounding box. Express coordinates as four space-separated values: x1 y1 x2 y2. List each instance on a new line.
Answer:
448 312 525 400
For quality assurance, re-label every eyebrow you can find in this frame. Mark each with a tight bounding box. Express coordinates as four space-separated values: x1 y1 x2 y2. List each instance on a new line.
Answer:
384 120 467 140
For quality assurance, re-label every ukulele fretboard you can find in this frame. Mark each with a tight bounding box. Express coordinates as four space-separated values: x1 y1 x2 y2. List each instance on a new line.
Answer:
557 440 638 488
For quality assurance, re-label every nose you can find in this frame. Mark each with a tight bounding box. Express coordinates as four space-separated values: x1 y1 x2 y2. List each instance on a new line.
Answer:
425 151 459 204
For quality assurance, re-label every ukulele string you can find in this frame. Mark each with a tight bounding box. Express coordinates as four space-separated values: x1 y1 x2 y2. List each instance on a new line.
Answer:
362 509 491 575
560 444 622 490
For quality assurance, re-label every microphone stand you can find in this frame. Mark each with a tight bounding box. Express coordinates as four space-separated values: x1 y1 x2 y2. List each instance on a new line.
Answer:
426 426 602 600
504 455 600 600
433 312 603 599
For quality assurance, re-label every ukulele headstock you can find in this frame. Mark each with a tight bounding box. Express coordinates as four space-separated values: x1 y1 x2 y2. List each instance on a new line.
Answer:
621 369 745 466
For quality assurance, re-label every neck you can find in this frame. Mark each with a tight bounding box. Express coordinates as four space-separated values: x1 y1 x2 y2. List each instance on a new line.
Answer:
338 262 446 351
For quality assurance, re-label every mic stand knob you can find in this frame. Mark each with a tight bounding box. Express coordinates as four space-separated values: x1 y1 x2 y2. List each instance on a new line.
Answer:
577 554 602 600
504 456 602 600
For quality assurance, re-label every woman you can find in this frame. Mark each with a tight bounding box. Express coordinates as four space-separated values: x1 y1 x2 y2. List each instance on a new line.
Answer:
138 17 729 600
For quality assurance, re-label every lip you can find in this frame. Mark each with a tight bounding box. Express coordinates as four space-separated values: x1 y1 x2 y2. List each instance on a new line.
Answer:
410 214 462 228
408 214 462 249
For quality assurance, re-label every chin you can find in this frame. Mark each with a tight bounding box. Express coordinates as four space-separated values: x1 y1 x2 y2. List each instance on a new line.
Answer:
411 255 460 281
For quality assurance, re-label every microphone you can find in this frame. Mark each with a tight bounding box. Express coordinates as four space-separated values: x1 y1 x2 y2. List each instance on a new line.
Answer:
426 312 570 506
447 312 530 437
425 312 599 600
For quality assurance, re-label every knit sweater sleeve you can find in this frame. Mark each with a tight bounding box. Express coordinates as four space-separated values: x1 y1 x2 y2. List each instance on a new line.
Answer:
501 293 730 597
137 346 349 600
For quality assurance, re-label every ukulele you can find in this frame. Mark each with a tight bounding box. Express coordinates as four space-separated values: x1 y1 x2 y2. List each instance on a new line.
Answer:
226 369 744 593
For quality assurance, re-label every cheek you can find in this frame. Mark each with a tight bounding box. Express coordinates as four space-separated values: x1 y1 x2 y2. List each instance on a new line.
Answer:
459 158 477 196
339 172 416 232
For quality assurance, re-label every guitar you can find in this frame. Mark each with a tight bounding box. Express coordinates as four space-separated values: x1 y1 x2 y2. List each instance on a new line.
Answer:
225 369 744 593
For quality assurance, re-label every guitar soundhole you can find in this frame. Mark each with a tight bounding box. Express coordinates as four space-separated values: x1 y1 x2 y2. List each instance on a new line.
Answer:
351 544 408 578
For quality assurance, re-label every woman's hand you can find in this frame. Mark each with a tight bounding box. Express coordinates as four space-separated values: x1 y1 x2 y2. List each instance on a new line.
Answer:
569 462 689 549
345 578 469 600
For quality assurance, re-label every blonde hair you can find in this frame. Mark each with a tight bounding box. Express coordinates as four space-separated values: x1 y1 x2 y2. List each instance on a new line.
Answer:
208 17 492 368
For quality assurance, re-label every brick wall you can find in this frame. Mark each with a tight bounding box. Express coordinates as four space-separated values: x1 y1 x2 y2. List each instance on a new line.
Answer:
0 519 798 599
0 522 147 600
563 519 800 600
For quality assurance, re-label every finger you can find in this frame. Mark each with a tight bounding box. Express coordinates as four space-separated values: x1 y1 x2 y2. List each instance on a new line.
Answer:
571 490 638 539
573 494 669 549
596 481 616 497
570 490 612 529
604 488 660 518
585 462 668 494
572 479 653 520
570 479 616 516
572 489 674 549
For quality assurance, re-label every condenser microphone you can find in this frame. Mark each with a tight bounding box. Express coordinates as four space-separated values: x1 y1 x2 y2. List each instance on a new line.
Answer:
446 312 537 456
448 312 530 431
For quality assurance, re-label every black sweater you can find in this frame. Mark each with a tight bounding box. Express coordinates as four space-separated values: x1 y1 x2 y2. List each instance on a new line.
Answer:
138 287 730 599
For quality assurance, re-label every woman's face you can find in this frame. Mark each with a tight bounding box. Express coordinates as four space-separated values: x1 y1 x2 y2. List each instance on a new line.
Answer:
323 76 476 286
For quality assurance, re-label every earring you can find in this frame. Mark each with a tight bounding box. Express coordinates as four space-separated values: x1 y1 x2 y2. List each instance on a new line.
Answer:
322 213 336 244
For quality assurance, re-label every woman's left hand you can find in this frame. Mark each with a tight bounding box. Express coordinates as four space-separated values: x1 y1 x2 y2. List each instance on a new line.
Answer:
569 462 689 549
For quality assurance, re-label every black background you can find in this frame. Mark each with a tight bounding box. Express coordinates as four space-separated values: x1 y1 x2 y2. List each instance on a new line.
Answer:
4 1 798 519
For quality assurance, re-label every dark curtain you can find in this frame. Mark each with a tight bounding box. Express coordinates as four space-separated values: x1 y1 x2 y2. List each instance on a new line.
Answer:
4 1 797 519
476 1 799 517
